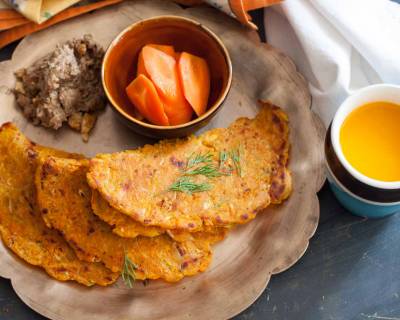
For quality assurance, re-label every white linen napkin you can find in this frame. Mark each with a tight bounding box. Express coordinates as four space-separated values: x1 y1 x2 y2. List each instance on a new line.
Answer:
264 0 400 126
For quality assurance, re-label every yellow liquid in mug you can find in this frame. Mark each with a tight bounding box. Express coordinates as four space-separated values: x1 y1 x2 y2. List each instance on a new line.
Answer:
340 101 400 182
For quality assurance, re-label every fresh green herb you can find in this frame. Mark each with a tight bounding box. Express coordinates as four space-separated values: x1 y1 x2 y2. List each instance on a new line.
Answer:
168 149 242 194
121 254 137 288
218 150 233 175
185 163 225 178
219 150 228 168
185 152 228 177
186 152 213 168
169 176 212 194
230 146 243 177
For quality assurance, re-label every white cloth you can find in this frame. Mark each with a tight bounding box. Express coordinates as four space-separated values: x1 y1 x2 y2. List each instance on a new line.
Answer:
264 0 400 126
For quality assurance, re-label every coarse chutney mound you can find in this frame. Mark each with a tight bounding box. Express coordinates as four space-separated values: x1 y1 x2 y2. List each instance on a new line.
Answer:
13 35 106 142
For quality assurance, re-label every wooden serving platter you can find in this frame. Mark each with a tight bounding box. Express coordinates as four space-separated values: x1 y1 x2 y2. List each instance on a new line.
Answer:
0 1 325 319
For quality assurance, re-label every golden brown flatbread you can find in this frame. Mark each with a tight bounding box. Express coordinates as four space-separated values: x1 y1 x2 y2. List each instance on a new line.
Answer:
0 123 118 286
87 102 291 231
92 189 229 242
36 157 214 282
91 190 163 238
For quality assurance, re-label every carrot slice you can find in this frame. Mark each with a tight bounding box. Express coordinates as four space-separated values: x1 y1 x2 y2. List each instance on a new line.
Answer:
141 46 193 125
178 52 210 117
137 44 175 77
125 74 169 126
148 44 175 57
137 50 149 78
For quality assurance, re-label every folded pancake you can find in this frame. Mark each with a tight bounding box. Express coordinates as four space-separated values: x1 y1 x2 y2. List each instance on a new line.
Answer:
91 190 163 238
87 101 291 231
36 157 215 282
0 123 118 286
168 227 228 244
91 190 228 242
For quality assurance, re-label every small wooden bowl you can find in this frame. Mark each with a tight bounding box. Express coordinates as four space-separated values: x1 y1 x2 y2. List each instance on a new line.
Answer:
102 15 232 138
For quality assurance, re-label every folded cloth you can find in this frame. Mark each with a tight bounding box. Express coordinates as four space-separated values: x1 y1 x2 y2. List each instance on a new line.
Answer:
0 1 121 32
0 0 282 50
0 16 29 31
0 0 123 49
0 4 29 30
265 0 400 125
3 0 81 23
2 0 282 27
177 0 282 28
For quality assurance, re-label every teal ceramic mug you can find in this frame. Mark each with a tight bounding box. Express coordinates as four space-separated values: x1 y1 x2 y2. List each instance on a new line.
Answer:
325 84 400 218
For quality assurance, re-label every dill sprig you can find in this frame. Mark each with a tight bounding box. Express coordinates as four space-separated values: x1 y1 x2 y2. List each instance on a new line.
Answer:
185 163 225 178
230 146 243 177
121 253 137 288
169 176 212 194
219 150 228 169
168 148 242 194
186 152 213 168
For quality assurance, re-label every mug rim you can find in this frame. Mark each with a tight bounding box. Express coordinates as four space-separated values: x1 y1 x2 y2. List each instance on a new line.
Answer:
325 160 400 206
331 84 400 190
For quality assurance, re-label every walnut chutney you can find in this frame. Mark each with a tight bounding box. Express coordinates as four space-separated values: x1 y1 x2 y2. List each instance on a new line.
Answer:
13 35 106 142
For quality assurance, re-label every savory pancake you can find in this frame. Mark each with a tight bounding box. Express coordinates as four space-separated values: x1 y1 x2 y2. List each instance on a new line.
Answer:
0 123 118 286
87 102 291 231
168 227 229 244
36 157 214 282
92 190 228 241
91 190 163 238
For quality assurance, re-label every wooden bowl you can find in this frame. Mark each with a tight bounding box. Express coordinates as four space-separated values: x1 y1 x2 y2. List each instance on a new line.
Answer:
102 15 232 138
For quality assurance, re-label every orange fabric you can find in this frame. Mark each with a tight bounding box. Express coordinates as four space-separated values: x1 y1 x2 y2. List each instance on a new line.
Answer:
0 0 283 49
0 18 29 31
0 0 123 50
229 0 256 29
243 0 282 11
230 0 282 29
0 9 24 20
177 0 284 29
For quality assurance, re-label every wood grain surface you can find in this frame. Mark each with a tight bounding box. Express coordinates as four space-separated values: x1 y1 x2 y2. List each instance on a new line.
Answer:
0 1 324 319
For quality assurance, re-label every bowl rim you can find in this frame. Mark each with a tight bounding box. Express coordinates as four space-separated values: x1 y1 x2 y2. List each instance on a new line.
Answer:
101 15 233 130
331 83 400 189
325 160 400 206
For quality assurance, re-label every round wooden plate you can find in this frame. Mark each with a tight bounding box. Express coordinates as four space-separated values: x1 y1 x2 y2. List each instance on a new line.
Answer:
0 1 325 319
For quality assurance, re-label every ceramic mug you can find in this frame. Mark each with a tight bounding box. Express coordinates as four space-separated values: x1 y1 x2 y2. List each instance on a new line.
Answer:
325 84 400 218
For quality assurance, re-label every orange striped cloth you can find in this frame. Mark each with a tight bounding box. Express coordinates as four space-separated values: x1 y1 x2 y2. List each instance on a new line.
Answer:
0 0 282 50
176 0 282 28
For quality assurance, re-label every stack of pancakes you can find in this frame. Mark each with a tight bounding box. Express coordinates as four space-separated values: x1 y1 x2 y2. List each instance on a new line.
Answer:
0 102 291 286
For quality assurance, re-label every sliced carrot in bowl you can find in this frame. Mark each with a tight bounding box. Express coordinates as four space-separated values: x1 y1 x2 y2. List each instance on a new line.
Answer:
141 46 193 125
125 74 169 126
178 52 210 117
149 44 175 57
137 50 148 78
137 44 176 77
